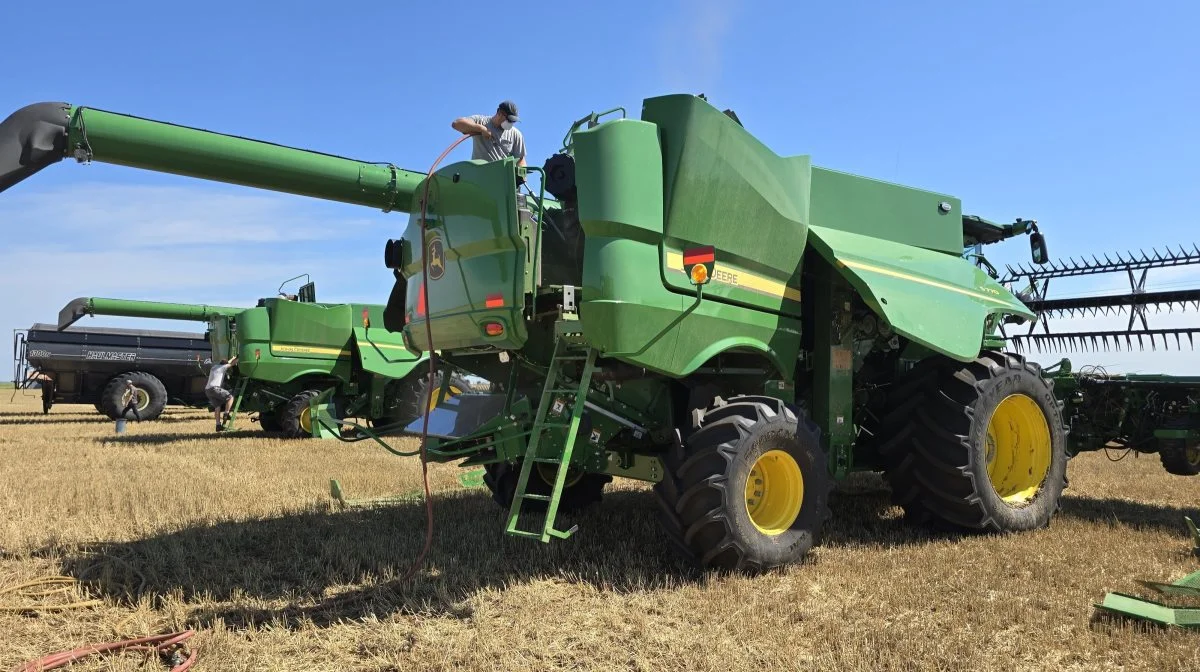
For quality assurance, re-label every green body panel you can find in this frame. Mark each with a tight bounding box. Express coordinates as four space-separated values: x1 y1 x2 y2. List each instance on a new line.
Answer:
398 159 528 351
65 107 424 212
809 167 962 255
807 224 1035 361
264 300 353 361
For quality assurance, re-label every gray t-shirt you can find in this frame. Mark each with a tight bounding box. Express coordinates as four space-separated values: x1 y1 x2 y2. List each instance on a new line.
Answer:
468 114 525 163
206 363 231 389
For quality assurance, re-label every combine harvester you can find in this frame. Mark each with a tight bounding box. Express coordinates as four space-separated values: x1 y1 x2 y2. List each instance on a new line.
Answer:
1001 245 1200 476
2 96 1063 571
55 277 466 437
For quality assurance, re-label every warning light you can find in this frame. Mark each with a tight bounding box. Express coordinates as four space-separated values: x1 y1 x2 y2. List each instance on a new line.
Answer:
362 307 370 328
485 293 504 308
254 348 261 360
484 322 504 336
683 245 715 286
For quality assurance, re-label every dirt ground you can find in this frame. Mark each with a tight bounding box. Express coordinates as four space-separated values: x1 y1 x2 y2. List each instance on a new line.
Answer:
0 392 1197 671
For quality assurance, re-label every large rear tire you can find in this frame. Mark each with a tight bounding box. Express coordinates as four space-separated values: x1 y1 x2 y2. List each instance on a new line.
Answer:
654 396 832 572
99 371 167 421
880 351 1068 532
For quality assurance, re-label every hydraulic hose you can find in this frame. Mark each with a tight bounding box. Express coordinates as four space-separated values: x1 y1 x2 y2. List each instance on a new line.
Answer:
397 133 470 584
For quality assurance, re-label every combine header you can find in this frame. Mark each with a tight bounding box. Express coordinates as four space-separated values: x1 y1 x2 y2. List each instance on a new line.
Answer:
1002 244 1200 353
0 94 1070 572
999 245 1200 476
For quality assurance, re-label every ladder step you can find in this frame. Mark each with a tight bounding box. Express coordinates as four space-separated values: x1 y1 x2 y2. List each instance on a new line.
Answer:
546 388 578 394
506 529 543 540
549 525 578 540
521 494 552 502
537 422 572 429
555 355 589 360
532 457 562 464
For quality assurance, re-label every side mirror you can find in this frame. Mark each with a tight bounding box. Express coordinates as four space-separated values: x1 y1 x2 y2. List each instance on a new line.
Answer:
1030 231 1048 265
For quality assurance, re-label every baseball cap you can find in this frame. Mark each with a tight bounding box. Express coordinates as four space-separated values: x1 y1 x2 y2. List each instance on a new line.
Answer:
499 100 519 123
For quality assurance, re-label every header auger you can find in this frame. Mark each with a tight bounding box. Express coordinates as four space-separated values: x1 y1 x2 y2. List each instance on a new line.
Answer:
0 93 1066 573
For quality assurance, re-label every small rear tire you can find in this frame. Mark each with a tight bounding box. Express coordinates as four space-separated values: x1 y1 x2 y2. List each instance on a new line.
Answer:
482 461 611 513
1158 417 1200 476
654 396 832 573
279 390 322 439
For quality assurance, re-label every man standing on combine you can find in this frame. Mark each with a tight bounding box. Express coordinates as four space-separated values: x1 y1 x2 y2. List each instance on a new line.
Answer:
205 356 238 432
452 100 526 167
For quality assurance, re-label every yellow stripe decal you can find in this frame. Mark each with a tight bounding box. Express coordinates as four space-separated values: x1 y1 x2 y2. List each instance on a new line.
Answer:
838 259 1015 307
272 344 349 356
666 252 802 302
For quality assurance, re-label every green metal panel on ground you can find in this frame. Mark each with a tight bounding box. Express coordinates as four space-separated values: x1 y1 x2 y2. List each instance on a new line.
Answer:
807 224 1035 361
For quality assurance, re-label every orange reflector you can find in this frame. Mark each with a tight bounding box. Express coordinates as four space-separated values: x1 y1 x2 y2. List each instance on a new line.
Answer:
485 293 504 308
361 307 370 328
690 263 708 284
484 322 504 336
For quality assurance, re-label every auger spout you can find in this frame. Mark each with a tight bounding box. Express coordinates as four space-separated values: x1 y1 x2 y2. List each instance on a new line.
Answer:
58 297 246 331
0 103 426 212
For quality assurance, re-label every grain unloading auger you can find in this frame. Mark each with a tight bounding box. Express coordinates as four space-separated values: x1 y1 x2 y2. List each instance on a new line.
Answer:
1 94 1066 573
0 102 426 209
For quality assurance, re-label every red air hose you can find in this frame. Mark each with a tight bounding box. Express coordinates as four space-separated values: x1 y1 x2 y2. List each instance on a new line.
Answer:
397 133 470 584
12 630 197 671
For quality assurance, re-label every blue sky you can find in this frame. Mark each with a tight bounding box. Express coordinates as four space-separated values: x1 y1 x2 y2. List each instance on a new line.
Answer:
2 0 1198 375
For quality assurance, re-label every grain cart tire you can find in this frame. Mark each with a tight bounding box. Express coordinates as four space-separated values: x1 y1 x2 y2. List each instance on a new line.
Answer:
279 389 322 439
99 372 167 421
654 396 832 572
1157 418 1200 476
482 461 611 513
882 351 1068 533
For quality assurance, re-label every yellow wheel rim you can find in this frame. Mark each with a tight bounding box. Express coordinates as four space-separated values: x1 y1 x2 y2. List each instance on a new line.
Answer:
536 462 583 488
124 388 150 411
744 449 804 536
1187 444 1200 467
299 406 312 433
427 385 462 412
985 394 1052 504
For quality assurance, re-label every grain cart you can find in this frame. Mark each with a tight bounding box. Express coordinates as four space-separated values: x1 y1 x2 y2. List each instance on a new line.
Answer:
14 321 220 419
0 95 1060 572
1000 245 1200 476
55 285 466 438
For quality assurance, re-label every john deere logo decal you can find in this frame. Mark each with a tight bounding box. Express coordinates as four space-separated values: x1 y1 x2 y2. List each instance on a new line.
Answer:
428 237 445 281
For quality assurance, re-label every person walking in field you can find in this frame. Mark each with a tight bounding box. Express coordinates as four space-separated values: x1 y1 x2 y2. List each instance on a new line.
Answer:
205 356 238 431
119 378 142 422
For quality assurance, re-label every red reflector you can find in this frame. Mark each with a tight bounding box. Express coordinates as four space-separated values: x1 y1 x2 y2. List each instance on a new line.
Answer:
416 283 426 316
683 245 715 265
484 322 504 336
485 293 504 308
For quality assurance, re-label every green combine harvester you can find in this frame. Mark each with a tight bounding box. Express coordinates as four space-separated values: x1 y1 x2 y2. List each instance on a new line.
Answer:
1 95 1062 572
56 278 465 437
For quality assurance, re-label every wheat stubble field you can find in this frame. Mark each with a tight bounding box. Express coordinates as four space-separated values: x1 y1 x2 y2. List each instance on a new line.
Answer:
0 392 1197 671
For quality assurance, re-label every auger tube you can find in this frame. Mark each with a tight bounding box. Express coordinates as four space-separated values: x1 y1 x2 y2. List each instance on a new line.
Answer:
0 103 426 212
58 297 246 331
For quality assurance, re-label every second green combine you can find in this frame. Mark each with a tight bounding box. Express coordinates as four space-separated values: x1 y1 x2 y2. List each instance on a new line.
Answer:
57 277 467 437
